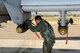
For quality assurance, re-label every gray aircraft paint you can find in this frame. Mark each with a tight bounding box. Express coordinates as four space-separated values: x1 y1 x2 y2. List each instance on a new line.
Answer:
0 0 80 26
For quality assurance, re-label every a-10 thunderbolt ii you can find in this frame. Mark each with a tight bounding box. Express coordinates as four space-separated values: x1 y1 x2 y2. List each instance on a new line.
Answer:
0 0 80 35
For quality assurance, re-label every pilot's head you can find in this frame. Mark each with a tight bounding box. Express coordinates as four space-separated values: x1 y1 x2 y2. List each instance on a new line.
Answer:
35 15 42 24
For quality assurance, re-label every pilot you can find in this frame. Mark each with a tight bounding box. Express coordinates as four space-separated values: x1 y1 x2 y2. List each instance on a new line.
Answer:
27 15 55 53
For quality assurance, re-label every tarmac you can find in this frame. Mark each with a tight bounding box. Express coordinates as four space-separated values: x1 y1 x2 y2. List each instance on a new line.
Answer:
0 21 80 53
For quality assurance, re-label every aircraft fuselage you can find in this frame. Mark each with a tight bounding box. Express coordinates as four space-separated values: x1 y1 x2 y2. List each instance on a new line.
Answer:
21 0 80 12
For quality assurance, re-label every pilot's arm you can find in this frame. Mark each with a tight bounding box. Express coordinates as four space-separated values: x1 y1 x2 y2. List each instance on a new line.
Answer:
28 23 41 32
27 20 47 32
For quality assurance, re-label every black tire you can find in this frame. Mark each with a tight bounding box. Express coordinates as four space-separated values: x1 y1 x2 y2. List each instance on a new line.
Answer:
69 18 74 24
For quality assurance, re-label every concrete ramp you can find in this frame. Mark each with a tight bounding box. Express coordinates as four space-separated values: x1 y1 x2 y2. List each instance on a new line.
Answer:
0 47 80 53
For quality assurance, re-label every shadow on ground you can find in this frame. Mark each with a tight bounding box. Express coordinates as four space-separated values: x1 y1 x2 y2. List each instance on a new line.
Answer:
56 37 80 40
0 47 80 53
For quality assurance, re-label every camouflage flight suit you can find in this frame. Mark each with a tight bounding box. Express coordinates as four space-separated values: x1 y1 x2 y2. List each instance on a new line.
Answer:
28 19 55 53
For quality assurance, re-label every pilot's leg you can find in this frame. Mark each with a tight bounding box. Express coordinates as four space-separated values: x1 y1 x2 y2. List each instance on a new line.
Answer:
43 40 54 53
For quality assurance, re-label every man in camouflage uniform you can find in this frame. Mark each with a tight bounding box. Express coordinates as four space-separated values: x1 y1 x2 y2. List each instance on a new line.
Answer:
27 15 55 53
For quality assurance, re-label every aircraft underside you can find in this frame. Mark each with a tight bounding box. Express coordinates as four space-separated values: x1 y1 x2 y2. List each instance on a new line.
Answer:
0 0 80 35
